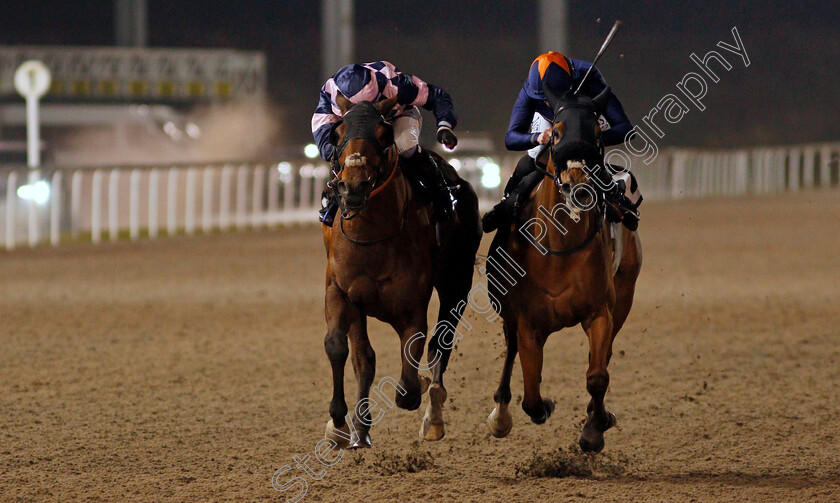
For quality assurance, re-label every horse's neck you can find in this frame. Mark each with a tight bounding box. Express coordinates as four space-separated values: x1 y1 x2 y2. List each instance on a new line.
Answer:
533 173 595 249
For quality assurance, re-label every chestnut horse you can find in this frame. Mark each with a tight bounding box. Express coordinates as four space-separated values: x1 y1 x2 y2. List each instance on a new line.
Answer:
485 86 642 452
322 95 481 448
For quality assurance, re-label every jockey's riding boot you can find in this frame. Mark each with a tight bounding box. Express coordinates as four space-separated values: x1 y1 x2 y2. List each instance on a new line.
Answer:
593 165 640 231
319 189 339 227
481 170 544 233
404 147 456 222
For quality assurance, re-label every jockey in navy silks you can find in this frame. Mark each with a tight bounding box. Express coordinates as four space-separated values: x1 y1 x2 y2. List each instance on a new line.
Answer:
482 51 641 232
312 61 459 225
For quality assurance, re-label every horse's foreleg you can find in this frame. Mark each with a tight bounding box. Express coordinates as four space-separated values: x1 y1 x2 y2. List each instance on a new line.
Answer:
580 308 617 453
488 318 518 438
517 319 554 424
324 284 352 448
348 313 375 449
394 314 428 412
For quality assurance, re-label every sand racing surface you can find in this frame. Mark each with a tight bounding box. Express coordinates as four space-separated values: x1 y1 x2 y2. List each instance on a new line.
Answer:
1 190 839 502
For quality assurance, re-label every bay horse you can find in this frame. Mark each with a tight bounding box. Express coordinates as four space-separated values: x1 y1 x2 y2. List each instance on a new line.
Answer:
485 86 642 452
322 94 481 448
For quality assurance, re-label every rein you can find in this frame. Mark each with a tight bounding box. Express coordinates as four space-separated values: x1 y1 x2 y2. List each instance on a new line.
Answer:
542 204 604 256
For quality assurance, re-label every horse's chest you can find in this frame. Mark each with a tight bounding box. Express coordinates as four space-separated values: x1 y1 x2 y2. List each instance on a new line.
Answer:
331 251 433 307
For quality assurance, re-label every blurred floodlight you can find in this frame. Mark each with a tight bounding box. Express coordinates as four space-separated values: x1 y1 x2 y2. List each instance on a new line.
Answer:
476 156 489 168
481 162 501 189
449 158 462 171
277 162 293 183
314 165 330 178
304 143 319 159
300 164 315 177
163 121 183 141
185 122 201 139
17 180 50 205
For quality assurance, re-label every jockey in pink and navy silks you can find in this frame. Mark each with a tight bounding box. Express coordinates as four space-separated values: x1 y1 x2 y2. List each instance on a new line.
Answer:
482 51 641 232
311 61 460 224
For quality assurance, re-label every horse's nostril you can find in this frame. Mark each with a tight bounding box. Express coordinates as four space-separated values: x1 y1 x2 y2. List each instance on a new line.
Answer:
561 183 572 192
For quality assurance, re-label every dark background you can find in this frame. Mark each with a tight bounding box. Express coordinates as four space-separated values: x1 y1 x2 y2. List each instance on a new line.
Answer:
1 0 837 149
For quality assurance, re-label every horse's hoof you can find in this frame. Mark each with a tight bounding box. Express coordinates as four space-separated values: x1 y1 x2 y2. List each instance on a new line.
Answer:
421 420 445 441
487 402 513 438
420 384 447 441
579 431 605 453
604 411 617 430
530 398 555 424
419 375 431 395
325 419 351 449
349 432 372 449
578 411 615 453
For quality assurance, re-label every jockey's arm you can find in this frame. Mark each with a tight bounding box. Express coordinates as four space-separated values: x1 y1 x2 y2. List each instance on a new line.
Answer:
579 65 634 147
311 88 341 161
390 73 458 134
505 86 540 151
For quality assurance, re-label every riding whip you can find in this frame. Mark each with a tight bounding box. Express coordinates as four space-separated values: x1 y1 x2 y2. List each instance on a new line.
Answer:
574 20 622 95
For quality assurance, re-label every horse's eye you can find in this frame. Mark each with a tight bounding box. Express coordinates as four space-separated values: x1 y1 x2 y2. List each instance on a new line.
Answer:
553 122 565 144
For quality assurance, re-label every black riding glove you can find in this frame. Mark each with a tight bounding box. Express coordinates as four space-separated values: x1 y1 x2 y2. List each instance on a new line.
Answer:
437 128 458 150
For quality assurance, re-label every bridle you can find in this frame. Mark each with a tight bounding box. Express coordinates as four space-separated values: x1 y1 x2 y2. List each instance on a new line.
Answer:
328 101 406 246
532 101 606 257
328 103 396 220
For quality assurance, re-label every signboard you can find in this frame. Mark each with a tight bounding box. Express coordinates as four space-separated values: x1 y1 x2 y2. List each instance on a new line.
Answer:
0 46 266 102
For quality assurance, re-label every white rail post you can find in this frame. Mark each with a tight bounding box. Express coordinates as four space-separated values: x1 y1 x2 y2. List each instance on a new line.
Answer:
71 171 82 239
148 168 160 239
236 164 248 230
252 164 265 228
300 164 313 210
185 167 197 236
167 168 178 236
787 148 800 192
91 170 102 244
820 146 832 187
700 153 713 197
802 147 815 188
202 166 214 233
50 171 62 246
267 163 280 226
313 166 327 209
282 163 295 212
774 149 786 193
219 164 232 231
108 169 120 242
5 172 17 250
736 151 749 195
27 169 40 247
670 151 685 199
129 169 141 241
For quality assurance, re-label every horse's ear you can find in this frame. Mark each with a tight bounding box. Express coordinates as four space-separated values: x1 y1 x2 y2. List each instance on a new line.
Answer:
375 96 399 117
377 122 394 149
592 86 611 113
329 121 343 146
335 92 353 114
542 82 562 110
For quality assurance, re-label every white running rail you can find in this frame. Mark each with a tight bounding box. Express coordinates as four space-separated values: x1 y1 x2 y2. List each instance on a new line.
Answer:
0 143 838 250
